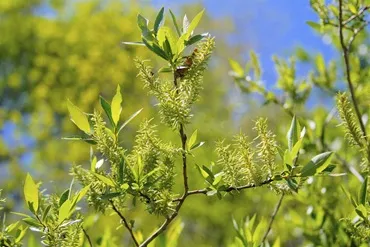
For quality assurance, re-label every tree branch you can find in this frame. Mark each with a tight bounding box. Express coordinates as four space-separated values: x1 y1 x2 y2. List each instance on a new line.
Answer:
172 178 275 202
109 200 139 247
261 194 284 243
139 66 190 247
338 0 368 142
82 228 93 247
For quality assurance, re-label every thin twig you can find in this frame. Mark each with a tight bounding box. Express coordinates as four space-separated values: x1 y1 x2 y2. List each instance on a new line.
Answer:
139 68 189 247
343 6 370 26
172 178 275 202
261 194 285 243
82 228 93 247
109 200 139 247
338 0 368 142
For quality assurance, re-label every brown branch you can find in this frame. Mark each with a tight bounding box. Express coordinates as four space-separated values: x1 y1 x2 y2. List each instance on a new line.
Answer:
172 178 275 202
338 0 368 142
261 194 285 243
82 228 93 247
109 200 139 247
139 66 189 247
343 6 370 26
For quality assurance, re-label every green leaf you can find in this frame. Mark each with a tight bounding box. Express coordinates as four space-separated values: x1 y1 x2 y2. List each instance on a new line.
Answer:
111 85 122 126
250 50 261 79
24 173 39 213
22 217 42 228
229 59 244 77
306 21 321 32
67 100 90 133
94 173 116 187
121 41 145 46
300 152 334 177
62 136 96 145
186 10 205 36
58 200 72 224
190 141 205 151
42 205 52 221
348 4 357 14
185 33 208 46
359 176 368 205
157 26 177 55
142 38 168 60
5 221 20 233
91 156 97 172
158 66 173 73
100 96 115 127
341 185 358 208
355 204 368 219
187 129 198 150
59 189 70 207
169 9 181 36
117 108 143 134
285 178 298 193
121 183 129 190
154 7 165 34
137 14 149 31
100 192 122 200
287 116 300 151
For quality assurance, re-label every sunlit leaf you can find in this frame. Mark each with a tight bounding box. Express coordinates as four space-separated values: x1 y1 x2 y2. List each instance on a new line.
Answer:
67 100 90 133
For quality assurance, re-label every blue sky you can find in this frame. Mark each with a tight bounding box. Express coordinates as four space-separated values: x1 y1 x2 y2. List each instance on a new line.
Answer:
151 0 338 88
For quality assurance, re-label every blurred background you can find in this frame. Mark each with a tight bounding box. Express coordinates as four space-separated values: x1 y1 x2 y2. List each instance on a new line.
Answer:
0 0 348 246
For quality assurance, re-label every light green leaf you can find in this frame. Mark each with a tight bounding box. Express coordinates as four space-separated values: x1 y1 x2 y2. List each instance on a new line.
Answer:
121 41 145 46
306 21 321 32
94 173 115 187
157 26 177 55
67 100 90 133
300 152 334 177
24 173 39 213
22 218 42 228
186 9 205 36
118 108 143 134
287 116 300 151
91 156 97 172
190 141 205 151
355 204 368 219
187 129 198 150
58 200 72 224
111 85 122 125
229 59 244 77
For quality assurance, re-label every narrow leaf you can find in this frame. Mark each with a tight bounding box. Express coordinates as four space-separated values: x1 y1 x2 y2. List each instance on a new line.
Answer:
58 200 72 224
154 7 165 34
100 96 115 127
186 10 205 36
359 176 368 205
24 174 39 213
300 152 334 177
185 33 208 46
169 10 181 36
94 173 115 187
111 85 122 125
118 108 143 134
187 130 198 150
121 41 145 46
287 115 300 151
67 100 90 133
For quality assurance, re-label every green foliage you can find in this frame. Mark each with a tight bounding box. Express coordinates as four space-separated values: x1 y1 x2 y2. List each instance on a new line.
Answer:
3 1 370 246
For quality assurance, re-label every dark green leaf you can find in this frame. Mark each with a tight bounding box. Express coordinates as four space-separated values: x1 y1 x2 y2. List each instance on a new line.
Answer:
42 205 52 221
300 152 334 177
154 7 165 34
101 192 122 200
169 9 181 36
359 176 368 205
185 33 208 46
59 189 70 207
137 14 149 31
190 141 205 151
99 96 115 127
142 38 168 61
285 178 298 193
